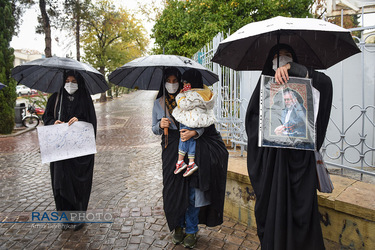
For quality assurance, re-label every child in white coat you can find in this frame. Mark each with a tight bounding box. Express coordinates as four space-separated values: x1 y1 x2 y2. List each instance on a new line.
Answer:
172 69 216 177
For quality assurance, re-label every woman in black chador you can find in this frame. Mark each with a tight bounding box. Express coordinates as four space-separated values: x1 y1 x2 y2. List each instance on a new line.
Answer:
245 44 333 250
152 67 228 248
43 70 97 231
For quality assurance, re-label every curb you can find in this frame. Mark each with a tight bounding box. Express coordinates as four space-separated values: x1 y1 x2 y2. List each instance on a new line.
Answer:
0 127 36 138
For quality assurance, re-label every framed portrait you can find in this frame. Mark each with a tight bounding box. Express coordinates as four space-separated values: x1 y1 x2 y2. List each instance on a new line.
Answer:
259 75 316 150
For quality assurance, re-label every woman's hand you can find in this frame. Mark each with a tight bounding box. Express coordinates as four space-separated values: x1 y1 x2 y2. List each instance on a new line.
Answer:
54 120 64 125
275 63 290 85
180 129 197 142
160 118 171 129
68 117 78 126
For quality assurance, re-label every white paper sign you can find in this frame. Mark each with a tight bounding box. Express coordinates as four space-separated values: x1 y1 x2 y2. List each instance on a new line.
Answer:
37 121 97 164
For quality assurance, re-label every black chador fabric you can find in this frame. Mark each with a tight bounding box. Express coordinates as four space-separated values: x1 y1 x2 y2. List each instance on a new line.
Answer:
245 45 333 250
43 80 97 212
161 125 228 231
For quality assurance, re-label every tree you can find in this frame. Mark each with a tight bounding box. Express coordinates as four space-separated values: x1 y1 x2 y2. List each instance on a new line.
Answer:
81 0 148 102
16 0 91 59
13 0 93 59
15 0 59 57
11 1 59 57
152 0 314 57
61 0 92 61
137 0 165 28
11 0 32 35
38 0 53 57
311 0 360 37
0 0 17 134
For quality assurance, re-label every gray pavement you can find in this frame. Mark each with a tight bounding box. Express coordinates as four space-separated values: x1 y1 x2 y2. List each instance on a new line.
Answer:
0 90 260 249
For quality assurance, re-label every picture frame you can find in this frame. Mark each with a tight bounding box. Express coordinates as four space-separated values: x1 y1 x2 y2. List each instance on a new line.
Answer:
259 75 316 150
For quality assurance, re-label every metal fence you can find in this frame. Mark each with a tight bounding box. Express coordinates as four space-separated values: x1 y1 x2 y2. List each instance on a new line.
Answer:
193 23 375 181
193 32 249 149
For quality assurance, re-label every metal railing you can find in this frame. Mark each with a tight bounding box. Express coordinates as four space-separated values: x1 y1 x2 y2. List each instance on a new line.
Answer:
193 32 248 148
323 27 375 180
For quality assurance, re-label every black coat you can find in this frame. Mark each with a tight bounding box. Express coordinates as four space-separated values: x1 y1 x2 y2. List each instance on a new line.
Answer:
246 61 333 249
280 102 307 137
43 85 97 211
161 125 228 231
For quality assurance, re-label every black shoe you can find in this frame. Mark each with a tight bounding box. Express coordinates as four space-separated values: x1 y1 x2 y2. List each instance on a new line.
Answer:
182 233 197 249
73 223 85 231
172 226 185 245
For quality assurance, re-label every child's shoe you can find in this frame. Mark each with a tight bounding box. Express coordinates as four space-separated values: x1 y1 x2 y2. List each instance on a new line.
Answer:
174 161 187 174
183 163 198 177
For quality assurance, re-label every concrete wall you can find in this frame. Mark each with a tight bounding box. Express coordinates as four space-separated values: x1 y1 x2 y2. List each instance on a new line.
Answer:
225 152 375 249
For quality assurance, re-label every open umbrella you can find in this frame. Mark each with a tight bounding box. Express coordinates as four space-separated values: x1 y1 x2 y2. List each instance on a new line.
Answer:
0 82 5 90
108 54 219 89
212 16 361 70
11 56 109 94
109 54 219 148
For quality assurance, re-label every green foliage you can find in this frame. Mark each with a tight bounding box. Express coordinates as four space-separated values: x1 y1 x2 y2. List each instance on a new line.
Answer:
60 0 92 60
0 0 17 134
0 80 17 134
105 83 133 99
152 0 313 57
112 85 133 98
62 0 92 26
24 91 51 110
329 15 361 38
35 91 51 109
81 0 149 76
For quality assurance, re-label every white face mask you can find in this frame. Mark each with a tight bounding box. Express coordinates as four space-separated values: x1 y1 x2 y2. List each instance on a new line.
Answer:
272 55 293 71
165 82 179 94
64 82 79 95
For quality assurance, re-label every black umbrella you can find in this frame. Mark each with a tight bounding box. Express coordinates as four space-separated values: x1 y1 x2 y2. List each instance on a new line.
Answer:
109 54 219 148
11 56 109 94
0 82 5 90
212 16 361 70
108 54 219 89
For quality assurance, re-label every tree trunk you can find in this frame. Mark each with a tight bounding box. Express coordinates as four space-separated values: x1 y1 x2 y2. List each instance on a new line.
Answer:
99 66 107 102
39 0 52 57
75 1 80 61
76 17 80 61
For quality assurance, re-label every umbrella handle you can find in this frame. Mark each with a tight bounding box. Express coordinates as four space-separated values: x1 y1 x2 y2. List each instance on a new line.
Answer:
164 127 168 148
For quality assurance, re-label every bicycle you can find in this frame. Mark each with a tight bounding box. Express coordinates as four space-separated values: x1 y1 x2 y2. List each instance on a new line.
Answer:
22 101 45 128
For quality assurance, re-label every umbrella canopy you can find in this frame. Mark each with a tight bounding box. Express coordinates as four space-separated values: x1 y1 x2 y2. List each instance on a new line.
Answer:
212 16 361 70
108 54 219 90
0 82 5 90
11 56 109 94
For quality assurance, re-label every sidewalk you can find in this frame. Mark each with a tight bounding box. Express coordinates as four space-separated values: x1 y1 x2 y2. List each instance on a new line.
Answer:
0 90 260 249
